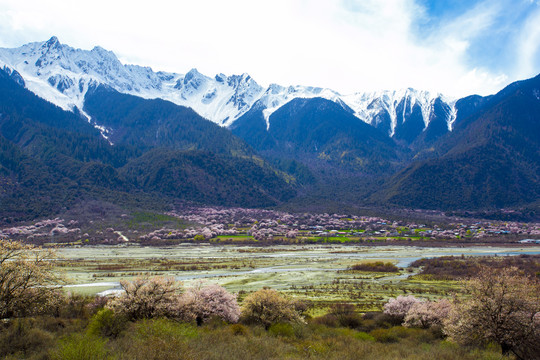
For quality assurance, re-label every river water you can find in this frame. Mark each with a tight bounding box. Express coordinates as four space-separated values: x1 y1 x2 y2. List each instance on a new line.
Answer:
58 244 540 295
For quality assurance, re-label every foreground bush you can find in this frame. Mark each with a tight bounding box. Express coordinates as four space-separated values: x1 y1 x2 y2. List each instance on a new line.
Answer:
313 304 363 329
50 333 112 360
181 283 240 325
329 303 362 328
241 289 304 329
444 267 540 359
107 277 181 320
403 298 452 330
87 308 128 338
0 318 55 358
0 312 511 360
111 319 197 360
0 240 63 319
383 295 423 321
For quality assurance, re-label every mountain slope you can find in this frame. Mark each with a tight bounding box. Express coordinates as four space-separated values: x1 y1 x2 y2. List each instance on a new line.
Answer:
0 68 295 222
0 37 264 126
83 85 253 156
121 149 295 207
232 97 403 173
373 74 540 210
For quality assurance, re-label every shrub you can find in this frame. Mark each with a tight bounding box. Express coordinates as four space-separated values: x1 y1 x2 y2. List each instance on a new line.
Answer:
361 312 401 331
241 289 304 329
134 318 199 340
181 283 240 325
312 314 338 327
0 240 63 319
383 295 423 321
110 319 194 360
350 261 399 272
107 276 181 320
87 308 128 338
329 303 362 329
444 267 540 359
50 333 112 360
87 296 109 315
229 323 248 336
59 293 92 319
0 318 54 358
370 326 432 344
268 323 295 338
403 299 452 330
370 328 399 343
354 331 375 341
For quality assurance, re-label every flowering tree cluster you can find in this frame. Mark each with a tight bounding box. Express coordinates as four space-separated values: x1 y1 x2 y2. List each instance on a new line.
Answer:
383 295 424 321
5 204 539 245
107 277 181 321
0 218 81 242
384 267 540 358
403 299 452 329
167 206 386 231
383 295 452 331
107 278 240 325
140 223 238 242
180 283 240 325
107 280 302 330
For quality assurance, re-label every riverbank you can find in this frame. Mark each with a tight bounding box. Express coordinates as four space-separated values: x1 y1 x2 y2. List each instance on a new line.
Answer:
57 244 540 309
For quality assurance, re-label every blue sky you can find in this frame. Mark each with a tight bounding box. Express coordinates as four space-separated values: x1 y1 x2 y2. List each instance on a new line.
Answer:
0 0 538 97
412 0 539 74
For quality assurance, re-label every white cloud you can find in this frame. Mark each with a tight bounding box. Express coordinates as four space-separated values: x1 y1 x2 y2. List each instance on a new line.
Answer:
0 0 536 97
516 6 540 78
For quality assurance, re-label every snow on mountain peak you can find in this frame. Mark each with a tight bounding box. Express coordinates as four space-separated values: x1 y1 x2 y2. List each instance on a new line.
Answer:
341 88 452 136
0 38 458 137
0 38 268 127
259 84 341 129
43 36 60 49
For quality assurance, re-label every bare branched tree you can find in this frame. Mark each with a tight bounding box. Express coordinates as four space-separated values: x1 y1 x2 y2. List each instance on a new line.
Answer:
0 240 62 318
107 277 181 320
444 267 540 360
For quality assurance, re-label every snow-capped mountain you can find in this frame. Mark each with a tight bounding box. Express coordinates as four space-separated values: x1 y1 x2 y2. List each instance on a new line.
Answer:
0 37 457 138
0 36 264 127
342 89 457 136
256 84 342 129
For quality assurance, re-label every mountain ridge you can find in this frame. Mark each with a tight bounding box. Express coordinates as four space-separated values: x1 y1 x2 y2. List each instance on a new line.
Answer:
372 73 540 210
1 37 539 216
0 37 457 144
0 66 296 221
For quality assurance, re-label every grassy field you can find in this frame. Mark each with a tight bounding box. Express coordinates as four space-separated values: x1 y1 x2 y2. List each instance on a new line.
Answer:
2 316 509 360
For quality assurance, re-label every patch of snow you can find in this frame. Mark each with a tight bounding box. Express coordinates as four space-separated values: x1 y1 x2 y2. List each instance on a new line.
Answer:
442 96 458 131
341 89 439 136
259 84 341 129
